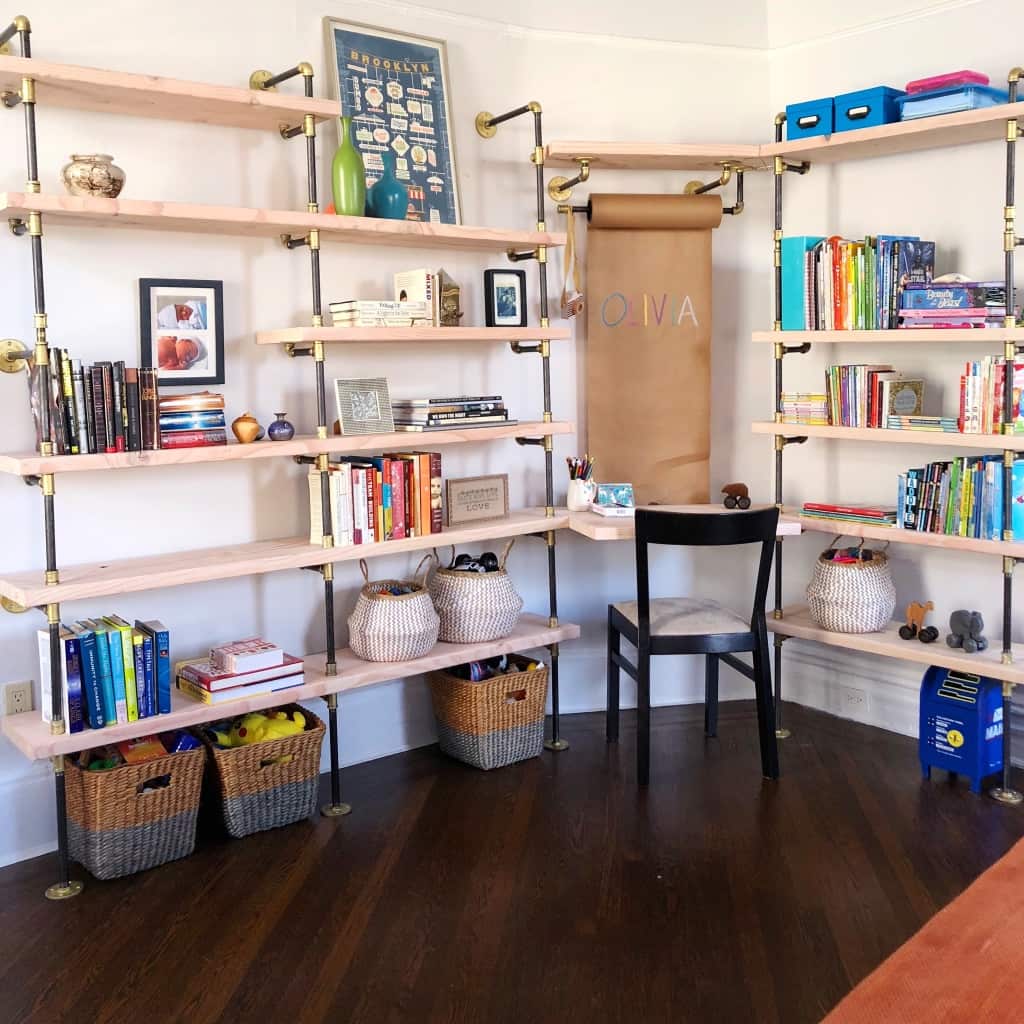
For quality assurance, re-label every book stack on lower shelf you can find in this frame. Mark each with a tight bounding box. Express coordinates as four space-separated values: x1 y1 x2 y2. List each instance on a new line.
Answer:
176 637 304 706
800 501 897 528
392 395 513 432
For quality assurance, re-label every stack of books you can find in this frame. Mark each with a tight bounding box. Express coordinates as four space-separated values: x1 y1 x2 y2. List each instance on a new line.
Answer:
328 299 429 327
886 415 959 432
38 617 170 735
307 452 441 545
175 637 303 706
158 392 226 449
26 350 160 454
825 364 924 427
391 395 513 432
899 281 1017 329
780 392 829 425
800 501 898 527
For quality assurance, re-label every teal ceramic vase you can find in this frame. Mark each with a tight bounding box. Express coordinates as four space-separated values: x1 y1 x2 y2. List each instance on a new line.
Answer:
367 150 409 220
331 116 366 217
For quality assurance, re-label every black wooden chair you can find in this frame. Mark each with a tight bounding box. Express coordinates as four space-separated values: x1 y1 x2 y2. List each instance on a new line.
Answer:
606 506 780 784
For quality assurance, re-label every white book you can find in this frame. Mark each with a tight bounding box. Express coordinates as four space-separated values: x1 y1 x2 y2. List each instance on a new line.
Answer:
333 465 354 546
393 269 439 326
38 627 68 728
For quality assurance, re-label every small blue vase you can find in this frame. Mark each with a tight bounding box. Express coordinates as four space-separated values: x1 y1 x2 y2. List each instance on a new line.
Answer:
267 412 295 441
367 150 409 220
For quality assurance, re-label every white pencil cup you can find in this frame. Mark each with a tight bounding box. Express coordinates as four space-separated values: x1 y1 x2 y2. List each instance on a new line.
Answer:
567 479 597 511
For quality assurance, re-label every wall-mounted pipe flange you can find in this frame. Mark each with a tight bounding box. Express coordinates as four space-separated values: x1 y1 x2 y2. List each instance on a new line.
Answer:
249 69 277 92
547 159 590 202
475 111 497 138
0 339 29 374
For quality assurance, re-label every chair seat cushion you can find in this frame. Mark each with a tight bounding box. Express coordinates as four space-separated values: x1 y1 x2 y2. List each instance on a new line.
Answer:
613 597 749 637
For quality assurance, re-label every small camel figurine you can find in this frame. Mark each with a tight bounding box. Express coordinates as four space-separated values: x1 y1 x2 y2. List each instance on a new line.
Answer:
899 600 939 643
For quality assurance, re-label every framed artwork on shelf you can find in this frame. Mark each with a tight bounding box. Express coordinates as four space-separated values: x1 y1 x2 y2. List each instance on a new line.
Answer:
334 376 395 435
139 278 224 387
445 474 510 526
323 18 462 225
484 269 527 328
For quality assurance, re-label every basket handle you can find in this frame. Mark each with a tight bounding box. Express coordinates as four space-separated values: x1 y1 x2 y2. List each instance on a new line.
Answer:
359 558 370 583
499 538 516 570
825 535 890 558
259 753 295 769
412 553 434 585
136 772 172 795
505 688 528 703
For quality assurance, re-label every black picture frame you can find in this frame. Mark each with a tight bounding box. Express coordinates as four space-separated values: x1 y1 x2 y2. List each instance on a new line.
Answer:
139 277 225 387
484 269 527 328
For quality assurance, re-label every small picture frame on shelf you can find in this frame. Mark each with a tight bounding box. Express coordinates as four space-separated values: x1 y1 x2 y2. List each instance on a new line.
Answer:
139 278 224 387
484 269 527 328
334 377 395 435
445 474 510 526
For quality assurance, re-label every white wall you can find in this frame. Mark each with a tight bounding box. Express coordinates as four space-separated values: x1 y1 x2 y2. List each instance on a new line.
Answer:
0 0 770 866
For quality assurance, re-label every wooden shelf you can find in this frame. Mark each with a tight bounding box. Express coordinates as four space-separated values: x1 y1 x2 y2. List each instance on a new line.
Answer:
545 140 769 172
567 505 802 542
752 421 1024 451
0 421 574 477
256 326 573 346
782 510 1024 558
0 193 566 252
763 102 1023 166
0 509 569 607
1 612 580 760
752 329 1024 345
0 55 339 131
770 604 1024 684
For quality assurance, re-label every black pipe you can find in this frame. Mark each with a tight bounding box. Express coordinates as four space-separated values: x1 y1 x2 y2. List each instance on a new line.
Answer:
0 21 17 47
261 65 304 89
48 620 62 723
484 103 534 128
324 575 336 669
53 770 70 886
328 703 341 805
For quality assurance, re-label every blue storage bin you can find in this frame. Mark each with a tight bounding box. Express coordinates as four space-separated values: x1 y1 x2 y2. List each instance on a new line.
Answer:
785 96 833 140
897 84 1009 121
834 86 905 132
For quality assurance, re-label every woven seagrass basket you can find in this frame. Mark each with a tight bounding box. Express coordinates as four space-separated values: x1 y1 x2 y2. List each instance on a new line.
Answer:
348 555 440 662
429 540 524 644
66 745 205 879
806 543 895 634
199 704 325 839
429 655 547 770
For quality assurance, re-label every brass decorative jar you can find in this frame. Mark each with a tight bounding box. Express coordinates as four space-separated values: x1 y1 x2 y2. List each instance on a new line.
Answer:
61 153 126 198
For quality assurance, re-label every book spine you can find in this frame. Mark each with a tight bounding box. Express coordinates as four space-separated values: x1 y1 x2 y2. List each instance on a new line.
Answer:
139 368 161 450
48 349 68 454
124 367 142 451
308 468 324 545
91 628 117 726
429 451 442 533
117 625 139 722
390 459 406 539
417 453 431 534
70 359 89 454
142 634 155 718
81 369 96 454
101 625 129 724
77 631 104 728
132 633 148 719
63 635 85 733
159 428 227 448
99 363 116 453
38 629 63 729
175 675 215 705
89 364 106 452
113 360 127 452
60 349 80 454
153 628 170 714
159 412 227 429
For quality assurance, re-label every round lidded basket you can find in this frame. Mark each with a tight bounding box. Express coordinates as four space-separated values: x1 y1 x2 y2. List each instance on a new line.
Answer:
348 555 440 662
806 540 895 634
429 540 524 644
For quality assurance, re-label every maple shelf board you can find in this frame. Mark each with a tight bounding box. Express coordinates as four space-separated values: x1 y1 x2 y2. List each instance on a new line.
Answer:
763 102 1023 165
567 505 802 541
0 55 340 131
782 510 1024 558
770 605 1024 684
0 193 566 252
752 329 1024 344
544 140 770 172
0 421 574 477
751 421 1024 452
256 326 573 345
1 613 580 760
0 509 570 607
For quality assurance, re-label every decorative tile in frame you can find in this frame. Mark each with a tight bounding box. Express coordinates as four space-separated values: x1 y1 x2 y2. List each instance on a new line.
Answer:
334 377 395 435
324 18 462 225
139 278 224 387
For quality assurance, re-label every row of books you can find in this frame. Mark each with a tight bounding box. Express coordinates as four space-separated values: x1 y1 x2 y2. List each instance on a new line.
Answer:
159 391 227 449
308 451 442 545
900 280 1015 330
39 618 170 734
27 351 160 455
392 395 514 433
959 358 1024 435
822 364 924 428
782 234 934 332
175 637 303 706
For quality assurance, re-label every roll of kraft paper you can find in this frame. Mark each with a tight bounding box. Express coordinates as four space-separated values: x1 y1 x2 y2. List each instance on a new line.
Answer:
585 194 722 505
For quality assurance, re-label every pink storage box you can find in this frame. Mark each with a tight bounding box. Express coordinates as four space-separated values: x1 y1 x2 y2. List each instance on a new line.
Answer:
905 70 989 95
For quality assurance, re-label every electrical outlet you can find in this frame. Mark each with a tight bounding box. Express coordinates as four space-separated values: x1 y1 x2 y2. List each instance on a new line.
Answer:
3 680 33 715
841 685 868 716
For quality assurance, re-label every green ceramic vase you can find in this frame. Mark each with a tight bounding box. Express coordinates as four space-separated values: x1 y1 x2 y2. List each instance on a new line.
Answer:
331 116 366 217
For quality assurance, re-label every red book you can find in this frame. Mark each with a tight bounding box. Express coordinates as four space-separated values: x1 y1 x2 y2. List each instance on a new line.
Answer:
179 652 302 692
802 502 896 518
389 459 406 539
160 428 227 448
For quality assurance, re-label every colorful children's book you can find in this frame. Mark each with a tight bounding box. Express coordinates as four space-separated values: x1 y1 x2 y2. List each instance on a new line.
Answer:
136 620 171 714
131 628 150 719
69 622 104 729
103 615 138 723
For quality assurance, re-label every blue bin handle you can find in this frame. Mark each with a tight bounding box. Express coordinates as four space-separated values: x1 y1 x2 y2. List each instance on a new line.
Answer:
846 105 872 121
797 113 820 128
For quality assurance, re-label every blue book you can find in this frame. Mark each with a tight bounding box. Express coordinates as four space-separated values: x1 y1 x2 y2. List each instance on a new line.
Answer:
70 623 104 729
896 473 906 530
781 235 824 331
62 632 85 734
158 411 227 430
136 619 170 714
1014 461 1024 542
131 630 150 719
98 618 129 724
82 620 117 726
992 462 1004 540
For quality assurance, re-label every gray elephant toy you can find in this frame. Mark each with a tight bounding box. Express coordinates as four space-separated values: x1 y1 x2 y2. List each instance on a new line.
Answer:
946 610 988 653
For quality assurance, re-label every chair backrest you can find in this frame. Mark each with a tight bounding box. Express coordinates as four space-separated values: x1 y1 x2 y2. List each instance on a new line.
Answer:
632 507 779 635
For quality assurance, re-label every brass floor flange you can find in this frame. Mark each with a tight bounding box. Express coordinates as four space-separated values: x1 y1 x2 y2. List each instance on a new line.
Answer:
45 879 84 901
991 786 1023 805
249 69 277 91
321 802 352 818
775 728 791 740
544 739 570 752
475 111 496 138
0 339 29 374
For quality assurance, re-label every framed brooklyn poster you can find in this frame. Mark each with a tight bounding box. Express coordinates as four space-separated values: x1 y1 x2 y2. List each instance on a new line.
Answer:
324 19 462 225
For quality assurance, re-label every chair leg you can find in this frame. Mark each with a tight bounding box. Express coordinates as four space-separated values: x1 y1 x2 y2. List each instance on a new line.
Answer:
637 648 651 785
607 613 620 743
704 654 719 738
753 630 780 780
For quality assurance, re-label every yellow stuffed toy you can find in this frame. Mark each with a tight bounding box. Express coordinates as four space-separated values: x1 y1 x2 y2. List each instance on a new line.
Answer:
212 709 306 747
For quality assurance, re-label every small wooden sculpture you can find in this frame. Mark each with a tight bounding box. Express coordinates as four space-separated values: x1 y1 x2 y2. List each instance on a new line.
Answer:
899 600 938 643
721 482 751 510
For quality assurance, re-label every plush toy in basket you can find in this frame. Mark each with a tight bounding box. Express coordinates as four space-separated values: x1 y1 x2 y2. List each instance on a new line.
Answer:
348 555 440 662
429 540 524 643
806 541 895 634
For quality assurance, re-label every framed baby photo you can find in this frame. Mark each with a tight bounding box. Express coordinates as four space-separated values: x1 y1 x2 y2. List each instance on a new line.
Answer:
484 269 527 328
139 278 225 387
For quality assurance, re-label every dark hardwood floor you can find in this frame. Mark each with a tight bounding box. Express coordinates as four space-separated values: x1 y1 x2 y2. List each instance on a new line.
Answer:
3 702 1023 1024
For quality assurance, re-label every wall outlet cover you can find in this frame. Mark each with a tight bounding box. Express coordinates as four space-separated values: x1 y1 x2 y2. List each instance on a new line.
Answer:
841 685 869 715
3 680 33 715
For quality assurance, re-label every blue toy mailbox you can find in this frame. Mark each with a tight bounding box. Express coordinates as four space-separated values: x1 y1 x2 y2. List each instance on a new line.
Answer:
919 666 1003 794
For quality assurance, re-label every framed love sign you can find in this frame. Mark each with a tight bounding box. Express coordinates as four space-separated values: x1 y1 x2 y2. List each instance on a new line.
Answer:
444 474 509 526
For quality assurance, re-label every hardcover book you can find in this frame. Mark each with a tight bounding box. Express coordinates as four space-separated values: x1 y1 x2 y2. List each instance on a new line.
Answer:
69 623 104 728
135 619 170 714
176 652 303 692
139 368 161 451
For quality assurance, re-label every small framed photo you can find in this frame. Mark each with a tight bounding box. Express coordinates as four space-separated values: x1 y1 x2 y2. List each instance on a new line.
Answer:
334 377 395 435
484 269 527 328
140 278 224 387
445 474 510 526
